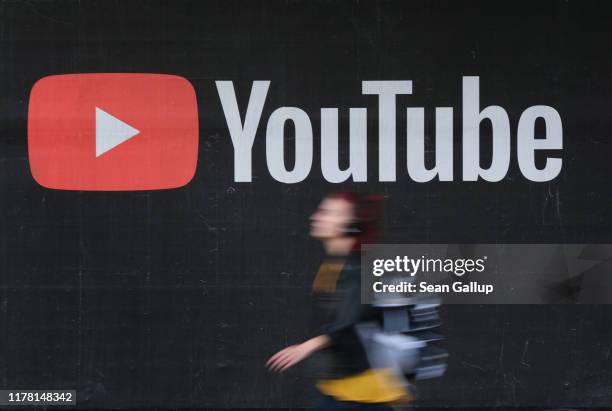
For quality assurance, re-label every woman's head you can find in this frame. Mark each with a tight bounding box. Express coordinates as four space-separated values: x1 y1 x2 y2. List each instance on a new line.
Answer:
309 192 383 246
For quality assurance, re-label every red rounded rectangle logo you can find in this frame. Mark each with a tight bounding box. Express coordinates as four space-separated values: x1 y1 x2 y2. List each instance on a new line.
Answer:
28 73 199 191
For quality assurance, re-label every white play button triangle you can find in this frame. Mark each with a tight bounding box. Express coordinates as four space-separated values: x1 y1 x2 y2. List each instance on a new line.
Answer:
95 107 140 157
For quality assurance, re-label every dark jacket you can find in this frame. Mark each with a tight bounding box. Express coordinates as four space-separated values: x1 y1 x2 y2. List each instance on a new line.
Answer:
312 251 383 378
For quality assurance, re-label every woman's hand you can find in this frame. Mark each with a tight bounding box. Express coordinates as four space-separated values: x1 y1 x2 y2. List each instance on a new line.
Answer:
266 335 331 372
266 344 312 372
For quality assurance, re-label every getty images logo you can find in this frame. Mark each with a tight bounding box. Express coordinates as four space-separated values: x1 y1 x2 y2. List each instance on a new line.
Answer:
27 74 562 191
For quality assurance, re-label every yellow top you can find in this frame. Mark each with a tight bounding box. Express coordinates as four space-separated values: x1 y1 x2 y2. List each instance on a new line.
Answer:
312 259 345 293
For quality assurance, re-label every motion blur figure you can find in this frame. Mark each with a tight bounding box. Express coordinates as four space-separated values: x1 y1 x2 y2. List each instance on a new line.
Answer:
266 192 411 410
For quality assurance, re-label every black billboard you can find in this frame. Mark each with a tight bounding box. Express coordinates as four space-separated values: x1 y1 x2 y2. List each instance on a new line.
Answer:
1 0 611 408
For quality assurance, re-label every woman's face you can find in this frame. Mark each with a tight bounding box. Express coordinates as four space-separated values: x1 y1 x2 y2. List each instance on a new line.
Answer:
309 197 355 239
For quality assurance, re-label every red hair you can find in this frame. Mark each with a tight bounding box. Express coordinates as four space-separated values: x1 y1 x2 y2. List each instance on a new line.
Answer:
326 192 384 249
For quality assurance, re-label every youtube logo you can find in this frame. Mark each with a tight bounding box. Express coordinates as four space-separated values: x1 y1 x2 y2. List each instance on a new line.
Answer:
28 73 198 191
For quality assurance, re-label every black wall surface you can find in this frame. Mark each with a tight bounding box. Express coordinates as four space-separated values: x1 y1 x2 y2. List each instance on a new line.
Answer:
1 0 612 408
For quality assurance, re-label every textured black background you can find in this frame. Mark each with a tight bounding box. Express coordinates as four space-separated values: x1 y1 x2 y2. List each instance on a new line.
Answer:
1 0 612 407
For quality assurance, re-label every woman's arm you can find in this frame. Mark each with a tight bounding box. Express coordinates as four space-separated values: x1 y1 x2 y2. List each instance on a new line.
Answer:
266 335 331 372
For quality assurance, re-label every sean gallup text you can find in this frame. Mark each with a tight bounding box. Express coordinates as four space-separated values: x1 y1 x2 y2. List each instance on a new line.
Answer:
372 281 494 295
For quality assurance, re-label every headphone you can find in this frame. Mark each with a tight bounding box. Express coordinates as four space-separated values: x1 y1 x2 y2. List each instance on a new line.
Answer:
329 191 382 238
342 193 366 237
343 220 363 236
